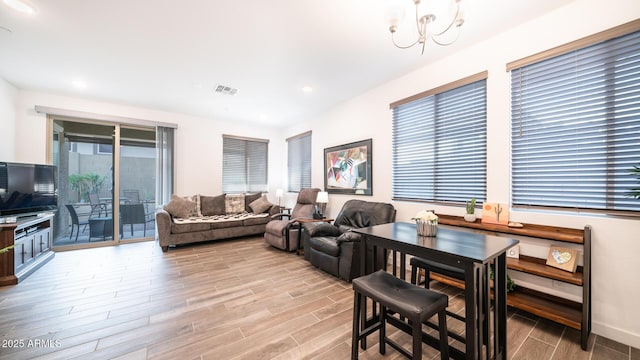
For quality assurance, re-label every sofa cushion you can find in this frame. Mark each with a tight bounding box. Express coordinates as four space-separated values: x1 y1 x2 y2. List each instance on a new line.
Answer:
164 194 198 218
201 194 226 216
243 213 270 226
249 195 272 213
171 221 211 234
309 236 341 257
244 192 262 212
225 194 245 214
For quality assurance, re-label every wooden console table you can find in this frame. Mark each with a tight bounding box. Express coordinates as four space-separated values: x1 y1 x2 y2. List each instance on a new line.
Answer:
0 214 55 286
436 215 591 350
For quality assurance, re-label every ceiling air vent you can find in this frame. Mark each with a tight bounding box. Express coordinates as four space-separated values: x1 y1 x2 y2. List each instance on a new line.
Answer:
214 85 238 96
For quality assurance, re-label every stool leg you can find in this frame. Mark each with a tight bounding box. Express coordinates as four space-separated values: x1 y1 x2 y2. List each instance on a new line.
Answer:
410 265 418 285
412 317 422 360
425 270 431 289
379 305 386 355
438 309 449 360
352 291 361 360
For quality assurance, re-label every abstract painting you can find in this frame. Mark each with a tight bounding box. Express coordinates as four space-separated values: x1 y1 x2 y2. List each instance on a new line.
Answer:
324 139 372 195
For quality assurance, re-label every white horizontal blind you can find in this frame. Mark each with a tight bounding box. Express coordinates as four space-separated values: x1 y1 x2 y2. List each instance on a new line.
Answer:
511 30 640 212
392 79 487 203
222 136 268 193
287 131 312 192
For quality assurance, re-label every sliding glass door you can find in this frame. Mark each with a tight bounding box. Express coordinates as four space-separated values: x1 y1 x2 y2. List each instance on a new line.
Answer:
51 120 158 249
119 127 156 241
52 120 116 247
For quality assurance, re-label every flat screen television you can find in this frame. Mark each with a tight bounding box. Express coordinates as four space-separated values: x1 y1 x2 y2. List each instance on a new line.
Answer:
0 162 57 217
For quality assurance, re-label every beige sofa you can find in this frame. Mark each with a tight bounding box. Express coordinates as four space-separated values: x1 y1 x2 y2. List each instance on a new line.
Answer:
156 192 280 251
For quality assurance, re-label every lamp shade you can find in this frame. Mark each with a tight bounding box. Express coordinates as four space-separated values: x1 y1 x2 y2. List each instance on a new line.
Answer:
316 191 329 204
275 188 284 198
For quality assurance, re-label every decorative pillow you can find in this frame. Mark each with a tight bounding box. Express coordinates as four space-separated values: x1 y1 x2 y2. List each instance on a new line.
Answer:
244 192 262 212
184 194 201 216
164 194 198 218
249 195 273 214
225 194 245 214
201 194 226 216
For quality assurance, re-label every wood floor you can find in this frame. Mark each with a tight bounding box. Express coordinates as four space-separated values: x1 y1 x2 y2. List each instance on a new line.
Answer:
0 236 637 360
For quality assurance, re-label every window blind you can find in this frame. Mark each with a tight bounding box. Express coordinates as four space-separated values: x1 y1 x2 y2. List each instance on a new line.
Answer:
510 30 640 212
222 135 268 193
392 78 487 204
287 131 312 192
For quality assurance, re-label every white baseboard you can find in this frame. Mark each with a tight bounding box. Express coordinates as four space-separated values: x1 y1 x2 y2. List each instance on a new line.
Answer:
592 321 640 349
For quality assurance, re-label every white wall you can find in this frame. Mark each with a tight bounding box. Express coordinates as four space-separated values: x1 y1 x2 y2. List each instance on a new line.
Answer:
0 78 17 160
13 90 284 200
284 0 640 348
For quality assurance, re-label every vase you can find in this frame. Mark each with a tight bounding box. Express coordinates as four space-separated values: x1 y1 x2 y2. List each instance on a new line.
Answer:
416 220 438 236
464 213 476 223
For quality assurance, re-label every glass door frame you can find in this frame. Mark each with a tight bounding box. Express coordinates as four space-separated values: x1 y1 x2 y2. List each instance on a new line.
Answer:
47 116 154 250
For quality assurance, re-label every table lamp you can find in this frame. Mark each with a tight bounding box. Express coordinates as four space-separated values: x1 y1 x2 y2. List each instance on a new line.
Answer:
316 191 328 218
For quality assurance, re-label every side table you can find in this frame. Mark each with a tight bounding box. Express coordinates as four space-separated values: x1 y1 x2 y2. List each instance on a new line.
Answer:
296 218 334 255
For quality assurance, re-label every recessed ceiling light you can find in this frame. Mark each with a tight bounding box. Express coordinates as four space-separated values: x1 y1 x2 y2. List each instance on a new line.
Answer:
72 80 87 89
302 86 313 93
3 0 37 14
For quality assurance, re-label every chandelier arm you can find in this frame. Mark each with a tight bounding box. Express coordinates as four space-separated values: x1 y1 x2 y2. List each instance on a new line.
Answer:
431 4 461 37
414 1 424 37
431 27 461 46
392 32 421 49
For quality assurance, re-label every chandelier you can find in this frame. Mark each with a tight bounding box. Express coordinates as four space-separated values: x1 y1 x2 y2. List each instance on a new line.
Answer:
387 0 466 55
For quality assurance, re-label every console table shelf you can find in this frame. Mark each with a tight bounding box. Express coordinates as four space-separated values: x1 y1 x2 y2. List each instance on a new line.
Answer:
434 214 591 350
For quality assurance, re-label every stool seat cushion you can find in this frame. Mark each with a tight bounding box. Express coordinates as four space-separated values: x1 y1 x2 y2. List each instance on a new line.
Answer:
353 270 448 322
410 256 464 280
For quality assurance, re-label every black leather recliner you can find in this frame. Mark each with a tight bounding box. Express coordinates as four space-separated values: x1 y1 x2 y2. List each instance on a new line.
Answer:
302 199 396 281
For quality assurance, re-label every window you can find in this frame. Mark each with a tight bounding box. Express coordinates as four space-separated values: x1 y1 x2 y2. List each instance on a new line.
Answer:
287 131 312 192
509 25 640 213
222 135 268 193
391 72 487 204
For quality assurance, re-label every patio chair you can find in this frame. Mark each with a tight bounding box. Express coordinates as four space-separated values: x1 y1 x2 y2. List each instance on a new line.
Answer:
65 204 88 242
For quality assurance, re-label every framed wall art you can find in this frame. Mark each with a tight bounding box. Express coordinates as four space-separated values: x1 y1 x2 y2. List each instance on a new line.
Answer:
481 202 509 225
546 246 579 273
324 139 372 195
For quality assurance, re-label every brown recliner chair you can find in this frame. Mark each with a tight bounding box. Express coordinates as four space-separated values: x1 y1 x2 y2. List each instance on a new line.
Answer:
264 188 320 251
302 199 396 281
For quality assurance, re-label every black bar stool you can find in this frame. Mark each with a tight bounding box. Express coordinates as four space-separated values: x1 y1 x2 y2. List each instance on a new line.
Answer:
410 256 467 322
411 256 491 350
351 270 449 360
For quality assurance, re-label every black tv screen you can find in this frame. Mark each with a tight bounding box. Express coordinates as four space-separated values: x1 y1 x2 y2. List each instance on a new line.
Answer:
0 162 57 217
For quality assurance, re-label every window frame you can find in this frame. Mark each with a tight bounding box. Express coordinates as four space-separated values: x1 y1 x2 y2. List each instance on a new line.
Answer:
222 134 269 194
286 131 312 193
390 71 488 205
508 20 640 215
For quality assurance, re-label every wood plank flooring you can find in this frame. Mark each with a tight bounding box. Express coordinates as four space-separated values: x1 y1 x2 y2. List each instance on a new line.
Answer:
0 236 637 359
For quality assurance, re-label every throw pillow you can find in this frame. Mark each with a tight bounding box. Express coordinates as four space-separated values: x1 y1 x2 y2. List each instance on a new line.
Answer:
200 194 226 216
249 195 273 214
184 194 201 216
225 194 245 214
244 192 262 212
164 194 198 218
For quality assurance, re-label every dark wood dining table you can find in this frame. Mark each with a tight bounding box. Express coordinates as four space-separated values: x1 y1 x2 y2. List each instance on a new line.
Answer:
353 222 519 360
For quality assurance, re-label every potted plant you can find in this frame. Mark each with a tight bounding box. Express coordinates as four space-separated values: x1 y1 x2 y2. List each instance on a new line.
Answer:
626 164 640 199
412 210 438 236
464 197 476 222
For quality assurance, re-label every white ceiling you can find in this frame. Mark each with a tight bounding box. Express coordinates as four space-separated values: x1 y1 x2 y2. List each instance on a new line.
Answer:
0 0 573 128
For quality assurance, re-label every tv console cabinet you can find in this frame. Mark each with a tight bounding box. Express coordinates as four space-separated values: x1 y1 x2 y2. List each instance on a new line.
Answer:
435 215 591 350
0 214 55 287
